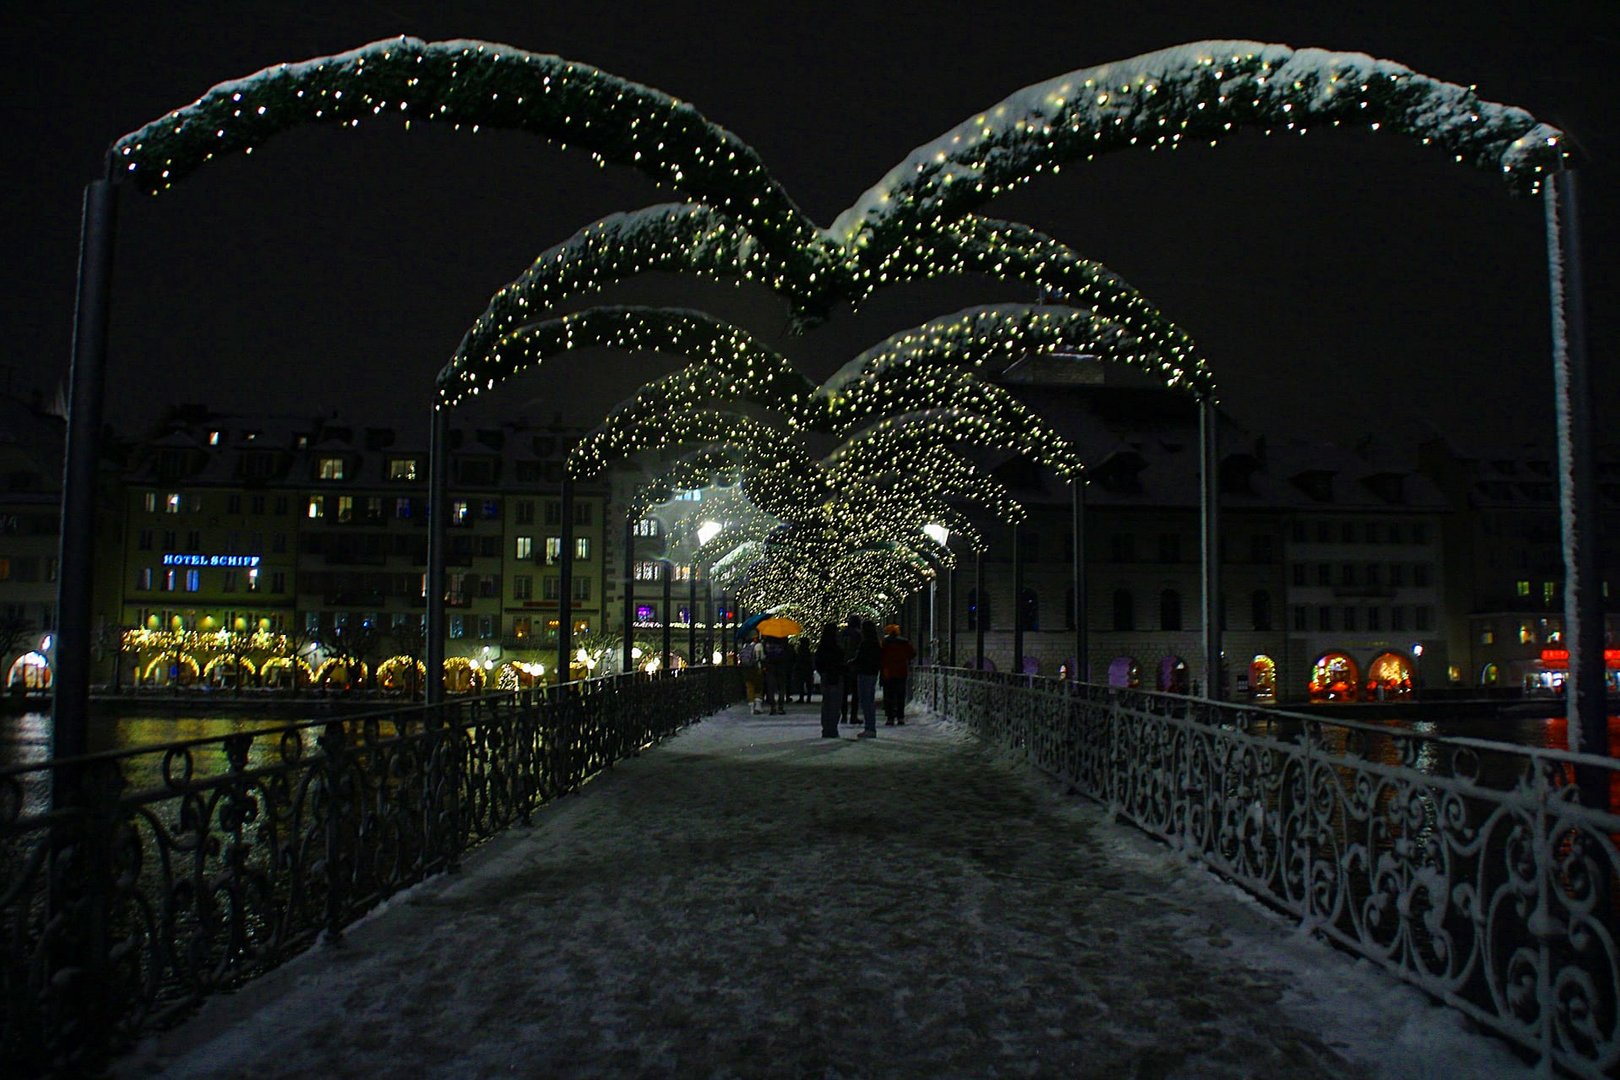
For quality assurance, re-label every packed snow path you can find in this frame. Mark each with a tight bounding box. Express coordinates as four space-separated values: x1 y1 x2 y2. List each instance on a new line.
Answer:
120 704 1532 1079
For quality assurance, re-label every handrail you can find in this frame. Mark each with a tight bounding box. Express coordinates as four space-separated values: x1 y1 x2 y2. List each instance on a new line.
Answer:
0 666 741 1075
921 666 1619 1079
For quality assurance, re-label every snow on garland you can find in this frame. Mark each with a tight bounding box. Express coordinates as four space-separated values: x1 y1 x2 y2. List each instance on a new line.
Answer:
110 36 826 272
831 40 1566 254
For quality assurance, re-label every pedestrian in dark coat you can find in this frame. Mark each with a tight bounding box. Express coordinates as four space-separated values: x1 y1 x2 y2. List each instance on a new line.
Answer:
837 614 863 724
814 622 844 737
794 637 815 702
853 620 882 738
880 624 917 725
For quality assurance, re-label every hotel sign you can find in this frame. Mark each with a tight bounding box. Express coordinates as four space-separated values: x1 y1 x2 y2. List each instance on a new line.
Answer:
162 553 262 568
1539 648 1620 670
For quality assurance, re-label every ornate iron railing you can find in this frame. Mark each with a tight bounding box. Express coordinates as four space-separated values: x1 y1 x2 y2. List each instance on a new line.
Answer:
0 667 740 1075
921 667 1619 1079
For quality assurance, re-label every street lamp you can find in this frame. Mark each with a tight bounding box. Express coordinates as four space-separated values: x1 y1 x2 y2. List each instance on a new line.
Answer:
923 524 949 664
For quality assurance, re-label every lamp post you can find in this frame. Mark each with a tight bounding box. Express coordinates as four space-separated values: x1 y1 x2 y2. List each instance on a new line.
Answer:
923 523 949 666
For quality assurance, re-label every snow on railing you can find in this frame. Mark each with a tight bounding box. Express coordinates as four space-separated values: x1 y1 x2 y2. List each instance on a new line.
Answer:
922 668 1619 1079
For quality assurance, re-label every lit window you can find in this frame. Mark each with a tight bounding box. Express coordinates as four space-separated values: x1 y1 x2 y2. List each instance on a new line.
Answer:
137 567 152 590
307 496 324 519
545 537 562 566
247 568 260 592
185 570 199 592
208 430 221 446
318 457 345 480
633 518 660 537
165 493 182 514
675 489 702 502
634 561 662 581
395 497 413 519
143 492 157 513
452 500 470 525
388 458 418 481
1542 581 1557 605
575 537 591 560
337 496 354 523
516 536 533 560
163 569 177 591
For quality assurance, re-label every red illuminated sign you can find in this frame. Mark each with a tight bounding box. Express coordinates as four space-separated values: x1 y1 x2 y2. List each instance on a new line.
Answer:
1538 648 1620 670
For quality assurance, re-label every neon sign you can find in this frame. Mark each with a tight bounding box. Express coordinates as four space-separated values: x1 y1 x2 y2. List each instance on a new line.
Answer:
162 553 262 568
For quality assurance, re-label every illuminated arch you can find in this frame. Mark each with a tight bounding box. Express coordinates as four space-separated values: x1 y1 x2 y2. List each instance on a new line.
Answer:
202 655 257 685
261 656 314 688
1248 655 1277 702
111 37 824 274
1309 651 1361 702
6 652 52 691
832 40 1565 254
314 658 369 688
1365 650 1415 698
1107 656 1141 689
142 654 200 686
377 655 427 692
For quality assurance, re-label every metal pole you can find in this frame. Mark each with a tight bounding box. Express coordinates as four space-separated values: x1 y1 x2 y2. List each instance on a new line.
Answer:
927 578 937 665
661 561 673 672
1012 521 1024 676
686 564 697 667
558 476 574 682
622 515 635 674
52 180 118 775
425 406 448 705
1545 170 1608 772
974 549 985 671
947 552 957 666
705 579 714 664
1200 396 1222 700
1072 474 1088 683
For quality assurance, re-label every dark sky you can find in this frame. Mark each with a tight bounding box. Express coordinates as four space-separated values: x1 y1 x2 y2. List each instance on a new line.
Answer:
3 1 1614 453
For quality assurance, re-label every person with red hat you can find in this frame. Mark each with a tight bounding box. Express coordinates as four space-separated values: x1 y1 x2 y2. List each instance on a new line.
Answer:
879 623 917 726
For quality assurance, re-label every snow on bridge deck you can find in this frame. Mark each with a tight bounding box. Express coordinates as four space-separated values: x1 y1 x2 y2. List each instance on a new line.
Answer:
119 703 1531 1079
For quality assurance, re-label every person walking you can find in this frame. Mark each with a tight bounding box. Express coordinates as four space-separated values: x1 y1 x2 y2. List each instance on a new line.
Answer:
853 619 882 738
739 630 764 714
813 622 844 737
794 636 815 703
837 614 863 725
762 634 793 714
879 623 917 726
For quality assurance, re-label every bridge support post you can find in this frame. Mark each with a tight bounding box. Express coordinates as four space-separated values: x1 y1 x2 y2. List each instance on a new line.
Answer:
622 516 635 674
426 406 448 706
1071 475 1087 683
559 476 575 685
974 550 985 671
52 179 118 776
1544 169 1609 783
1199 396 1222 700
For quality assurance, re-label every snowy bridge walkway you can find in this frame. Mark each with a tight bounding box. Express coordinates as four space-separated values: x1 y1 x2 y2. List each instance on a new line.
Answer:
119 703 1530 1079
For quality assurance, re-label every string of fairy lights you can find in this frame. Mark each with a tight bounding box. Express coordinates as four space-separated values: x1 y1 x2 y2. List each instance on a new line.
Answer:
110 37 1564 627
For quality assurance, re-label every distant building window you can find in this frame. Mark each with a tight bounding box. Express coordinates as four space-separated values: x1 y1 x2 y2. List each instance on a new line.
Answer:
478 615 495 640
337 496 354 523
1110 589 1132 632
1515 579 1531 597
483 500 500 520
544 501 561 526
1542 581 1557 606
545 538 562 566
449 615 465 639
575 537 591 560
1317 606 1331 632
1251 591 1272 631
573 502 593 525
307 495 324 520
1342 607 1356 632
1159 590 1182 631
634 518 660 537
388 458 418 481
227 494 241 514
1413 564 1431 587
143 491 157 513
515 500 535 525
634 561 662 581
165 493 182 514
1415 606 1433 631
1479 625 1494 645
1293 606 1307 631
516 536 533 560
543 577 561 600
163 569 177 591
514 575 533 600
1367 607 1381 631
452 500 470 525
395 497 413 519
318 457 345 480
137 567 152 590
139 529 153 551
572 577 592 602
675 489 702 502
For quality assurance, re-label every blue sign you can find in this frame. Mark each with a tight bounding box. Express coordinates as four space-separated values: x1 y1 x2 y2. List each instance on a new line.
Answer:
162 553 262 568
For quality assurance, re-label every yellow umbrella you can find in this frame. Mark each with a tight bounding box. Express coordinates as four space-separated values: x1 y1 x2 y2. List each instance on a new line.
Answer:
755 616 803 637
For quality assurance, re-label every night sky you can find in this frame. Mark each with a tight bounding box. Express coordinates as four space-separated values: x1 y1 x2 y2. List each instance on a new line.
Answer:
4 1 1615 454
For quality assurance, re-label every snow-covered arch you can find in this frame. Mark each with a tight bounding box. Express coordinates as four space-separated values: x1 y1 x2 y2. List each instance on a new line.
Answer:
110 37 825 274
831 40 1565 255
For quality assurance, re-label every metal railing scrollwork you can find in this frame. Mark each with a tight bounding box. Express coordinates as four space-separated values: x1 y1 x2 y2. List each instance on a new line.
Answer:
0 666 740 1074
921 667 1619 1078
